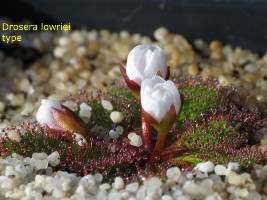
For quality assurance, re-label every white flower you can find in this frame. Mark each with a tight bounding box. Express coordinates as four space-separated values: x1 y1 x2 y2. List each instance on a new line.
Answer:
36 99 63 126
126 45 167 86
141 76 182 130
36 99 89 137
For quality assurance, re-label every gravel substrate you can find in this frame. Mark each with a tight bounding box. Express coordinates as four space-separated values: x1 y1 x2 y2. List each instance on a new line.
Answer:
0 152 266 200
0 18 267 199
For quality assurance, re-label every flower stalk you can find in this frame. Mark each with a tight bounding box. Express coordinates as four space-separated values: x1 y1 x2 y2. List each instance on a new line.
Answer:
149 131 168 164
141 110 153 153
140 76 183 163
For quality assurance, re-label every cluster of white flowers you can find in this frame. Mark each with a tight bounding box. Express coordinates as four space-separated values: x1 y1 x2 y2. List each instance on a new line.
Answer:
35 44 182 152
126 45 182 131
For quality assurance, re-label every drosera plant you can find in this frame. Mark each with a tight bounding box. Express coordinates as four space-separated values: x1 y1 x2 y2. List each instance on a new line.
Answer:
0 44 266 183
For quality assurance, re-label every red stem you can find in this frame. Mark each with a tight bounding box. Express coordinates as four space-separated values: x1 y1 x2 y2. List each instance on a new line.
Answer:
149 131 168 164
141 110 153 153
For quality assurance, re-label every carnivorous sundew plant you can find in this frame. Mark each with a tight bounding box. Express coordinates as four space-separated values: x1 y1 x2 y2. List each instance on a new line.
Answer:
1 44 266 183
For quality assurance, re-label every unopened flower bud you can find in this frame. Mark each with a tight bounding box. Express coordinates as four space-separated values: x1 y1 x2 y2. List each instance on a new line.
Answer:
141 76 183 132
36 100 89 137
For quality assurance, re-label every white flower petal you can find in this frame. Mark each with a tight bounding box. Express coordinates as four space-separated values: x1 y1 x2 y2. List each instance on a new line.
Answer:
141 76 181 123
166 80 181 114
36 99 63 126
126 45 167 85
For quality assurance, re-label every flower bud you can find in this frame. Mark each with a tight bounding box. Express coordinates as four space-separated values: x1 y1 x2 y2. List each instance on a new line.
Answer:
119 45 170 99
141 76 183 132
127 45 168 85
36 99 89 137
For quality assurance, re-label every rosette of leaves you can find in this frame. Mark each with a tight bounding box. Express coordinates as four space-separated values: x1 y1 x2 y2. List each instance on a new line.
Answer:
0 76 266 182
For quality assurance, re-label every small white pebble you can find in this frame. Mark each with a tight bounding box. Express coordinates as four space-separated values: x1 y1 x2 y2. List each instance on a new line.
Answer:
76 46 87 57
81 117 90 124
35 159 48 170
53 46 68 58
109 130 120 139
195 161 214 173
199 179 213 196
115 126 124 135
166 167 181 182
48 151 60 167
101 100 113 110
154 27 169 42
114 177 124 190
128 133 143 147
35 175 45 187
80 102 92 111
125 182 139 193
227 186 248 197
162 194 174 200
128 132 136 140
7 130 21 142
94 173 103 183
146 177 162 188
25 165 33 174
5 166 15 177
15 164 27 178
87 30 98 41
74 133 86 146
244 63 257 72
79 109 91 119
227 171 243 185
183 180 199 195
215 165 227 176
110 111 124 123
100 183 111 190
120 190 129 199
32 152 48 160
227 162 240 172
205 193 222 200
58 36 73 46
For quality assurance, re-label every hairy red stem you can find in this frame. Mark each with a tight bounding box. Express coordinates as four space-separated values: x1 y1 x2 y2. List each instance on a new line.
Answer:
141 110 153 154
149 131 168 164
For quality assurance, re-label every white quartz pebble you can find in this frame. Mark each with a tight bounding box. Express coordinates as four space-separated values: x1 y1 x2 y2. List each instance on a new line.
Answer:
80 102 92 111
48 151 60 167
5 166 15 177
79 109 91 119
32 152 48 160
114 177 124 190
35 159 48 170
128 133 143 147
195 161 215 173
199 179 213 196
15 164 27 178
183 180 199 195
227 162 240 171
100 183 111 190
125 182 139 193
166 167 181 182
115 126 124 135
101 100 113 110
7 130 21 142
215 165 227 176
109 130 120 139
110 111 124 123
227 171 243 185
